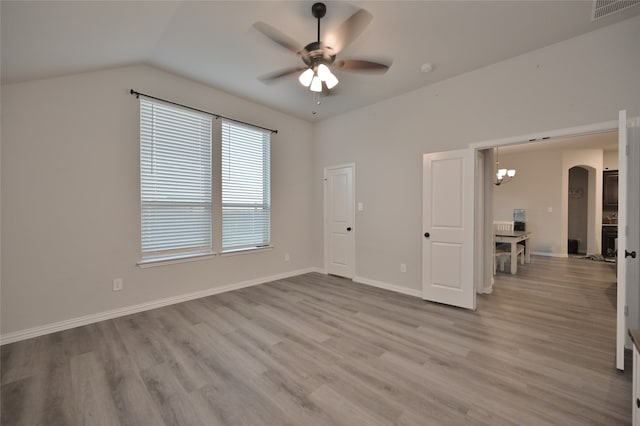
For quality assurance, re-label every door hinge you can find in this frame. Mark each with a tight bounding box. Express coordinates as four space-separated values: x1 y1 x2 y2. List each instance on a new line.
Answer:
626 144 630 156
625 305 629 316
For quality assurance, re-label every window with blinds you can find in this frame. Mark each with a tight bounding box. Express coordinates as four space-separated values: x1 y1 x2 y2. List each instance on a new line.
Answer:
139 99 212 260
221 120 271 252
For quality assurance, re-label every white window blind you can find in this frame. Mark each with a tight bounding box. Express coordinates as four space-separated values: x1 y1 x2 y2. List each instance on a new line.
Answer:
140 99 212 260
221 120 271 251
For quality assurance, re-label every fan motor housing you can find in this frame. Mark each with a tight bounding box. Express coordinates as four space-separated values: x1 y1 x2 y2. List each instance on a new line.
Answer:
303 41 336 67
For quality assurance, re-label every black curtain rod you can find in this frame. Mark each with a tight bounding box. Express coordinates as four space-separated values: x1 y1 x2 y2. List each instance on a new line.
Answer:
129 89 278 134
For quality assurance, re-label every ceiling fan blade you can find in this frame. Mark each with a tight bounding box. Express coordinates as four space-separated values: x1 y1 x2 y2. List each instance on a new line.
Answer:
253 21 303 54
328 8 373 54
258 66 307 84
334 59 391 73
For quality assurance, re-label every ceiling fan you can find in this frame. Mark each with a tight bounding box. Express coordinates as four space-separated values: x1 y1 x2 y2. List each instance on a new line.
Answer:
253 2 391 93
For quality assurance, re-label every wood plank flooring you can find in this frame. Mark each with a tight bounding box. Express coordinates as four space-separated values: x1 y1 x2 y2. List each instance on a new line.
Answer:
1 256 631 425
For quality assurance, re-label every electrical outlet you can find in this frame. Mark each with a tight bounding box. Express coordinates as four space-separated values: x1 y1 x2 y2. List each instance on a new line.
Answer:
285 253 290 262
400 263 407 273
112 278 123 292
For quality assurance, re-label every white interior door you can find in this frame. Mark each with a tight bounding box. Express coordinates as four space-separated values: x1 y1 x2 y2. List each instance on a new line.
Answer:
422 149 475 310
324 164 355 278
617 110 640 370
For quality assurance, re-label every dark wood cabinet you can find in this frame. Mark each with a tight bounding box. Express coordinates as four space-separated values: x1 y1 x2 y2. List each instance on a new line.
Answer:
603 170 619 208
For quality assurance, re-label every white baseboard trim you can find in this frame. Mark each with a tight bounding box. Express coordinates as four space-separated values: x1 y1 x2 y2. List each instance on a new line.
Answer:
531 251 568 258
353 275 422 298
0 267 318 346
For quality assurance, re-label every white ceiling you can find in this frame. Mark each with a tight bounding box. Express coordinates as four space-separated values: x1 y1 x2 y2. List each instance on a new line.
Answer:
2 1 639 122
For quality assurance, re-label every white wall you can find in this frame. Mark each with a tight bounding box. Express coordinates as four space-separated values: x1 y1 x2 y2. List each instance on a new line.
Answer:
603 150 619 170
312 16 640 292
1 65 314 336
492 143 616 259
492 148 603 257
493 149 564 256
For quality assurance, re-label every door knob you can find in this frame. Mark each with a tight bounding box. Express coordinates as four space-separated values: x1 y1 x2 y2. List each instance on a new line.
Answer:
626 250 637 259
346 227 352 232
424 232 430 238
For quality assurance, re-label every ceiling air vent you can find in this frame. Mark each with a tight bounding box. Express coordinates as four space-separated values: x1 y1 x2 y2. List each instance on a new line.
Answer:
592 0 640 20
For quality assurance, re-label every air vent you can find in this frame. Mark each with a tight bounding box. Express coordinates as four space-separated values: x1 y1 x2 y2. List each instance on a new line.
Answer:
592 0 640 21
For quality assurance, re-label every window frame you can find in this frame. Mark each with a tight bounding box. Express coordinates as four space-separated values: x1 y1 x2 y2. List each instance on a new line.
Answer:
138 98 213 264
220 119 272 253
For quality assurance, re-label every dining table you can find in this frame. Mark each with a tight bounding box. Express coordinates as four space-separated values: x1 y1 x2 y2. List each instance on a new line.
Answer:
495 230 531 274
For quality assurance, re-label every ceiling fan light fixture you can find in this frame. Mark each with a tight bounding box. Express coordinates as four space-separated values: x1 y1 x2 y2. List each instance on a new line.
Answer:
324 74 339 90
323 71 339 89
317 64 331 80
310 76 323 92
299 68 314 86
255 3 389 94
314 64 339 90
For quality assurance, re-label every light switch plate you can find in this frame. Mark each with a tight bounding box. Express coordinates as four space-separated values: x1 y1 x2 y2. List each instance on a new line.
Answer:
113 278 123 291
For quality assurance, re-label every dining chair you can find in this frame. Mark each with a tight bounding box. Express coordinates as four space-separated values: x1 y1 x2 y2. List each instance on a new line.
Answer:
493 220 514 232
494 243 525 273
494 220 514 250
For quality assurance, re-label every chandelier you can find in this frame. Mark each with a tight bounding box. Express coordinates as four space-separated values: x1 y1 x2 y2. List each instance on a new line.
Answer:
494 146 516 186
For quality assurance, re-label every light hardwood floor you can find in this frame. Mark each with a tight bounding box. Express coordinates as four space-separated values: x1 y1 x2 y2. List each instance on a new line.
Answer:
1 256 631 425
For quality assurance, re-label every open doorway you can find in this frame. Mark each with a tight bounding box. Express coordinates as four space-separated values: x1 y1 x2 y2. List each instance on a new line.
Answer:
472 120 635 369
427 113 637 370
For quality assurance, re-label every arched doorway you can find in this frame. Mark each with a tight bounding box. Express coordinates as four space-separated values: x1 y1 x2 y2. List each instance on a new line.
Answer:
568 166 589 255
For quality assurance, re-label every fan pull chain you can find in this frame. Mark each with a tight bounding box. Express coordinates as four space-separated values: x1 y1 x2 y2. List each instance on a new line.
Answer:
311 91 322 115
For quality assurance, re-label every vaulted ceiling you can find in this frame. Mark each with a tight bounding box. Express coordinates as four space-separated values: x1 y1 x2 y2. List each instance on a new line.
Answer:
2 1 639 122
